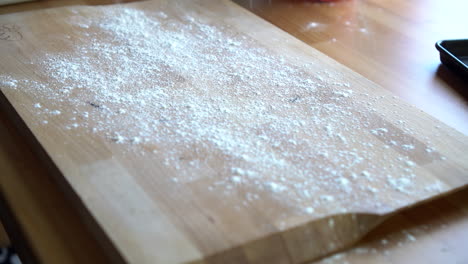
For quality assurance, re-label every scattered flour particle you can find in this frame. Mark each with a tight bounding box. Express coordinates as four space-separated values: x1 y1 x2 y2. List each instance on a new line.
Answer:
328 218 335 228
337 177 350 186
337 177 351 192
425 147 434 153
353 248 369 254
337 134 347 144
267 182 286 193
1 79 17 88
371 128 388 136
112 133 126 144
388 177 412 192
424 182 444 192
304 207 315 214
232 167 245 175
132 137 142 144
328 253 345 261
34 103 42 108
156 11 168 19
231 176 242 183
306 22 320 29
381 239 389 245
361 170 371 179
241 154 251 161
405 160 415 167
320 195 335 202
402 144 415 151
50 110 61 115
319 151 329 158
42 120 48 124
359 28 368 33
324 124 334 137
332 89 353 98
404 232 417 242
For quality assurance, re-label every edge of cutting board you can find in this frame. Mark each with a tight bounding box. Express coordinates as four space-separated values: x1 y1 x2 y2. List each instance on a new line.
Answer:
0 88 129 264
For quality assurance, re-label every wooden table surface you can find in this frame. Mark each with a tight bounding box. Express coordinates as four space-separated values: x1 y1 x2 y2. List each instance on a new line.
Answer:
0 0 467 263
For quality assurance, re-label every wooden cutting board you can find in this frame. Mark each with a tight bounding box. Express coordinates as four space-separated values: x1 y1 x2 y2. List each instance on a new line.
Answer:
0 0 467 263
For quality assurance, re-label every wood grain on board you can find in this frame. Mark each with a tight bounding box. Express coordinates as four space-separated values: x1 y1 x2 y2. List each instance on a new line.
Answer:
0 0 467 263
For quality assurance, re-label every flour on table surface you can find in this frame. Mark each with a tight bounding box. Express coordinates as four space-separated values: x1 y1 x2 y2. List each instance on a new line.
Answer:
0 5 447 219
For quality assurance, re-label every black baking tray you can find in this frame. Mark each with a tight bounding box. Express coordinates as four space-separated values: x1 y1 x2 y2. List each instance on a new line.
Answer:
436 39 468 80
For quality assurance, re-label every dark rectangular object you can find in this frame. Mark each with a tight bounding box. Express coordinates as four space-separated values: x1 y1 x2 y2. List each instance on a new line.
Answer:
436 39 468 80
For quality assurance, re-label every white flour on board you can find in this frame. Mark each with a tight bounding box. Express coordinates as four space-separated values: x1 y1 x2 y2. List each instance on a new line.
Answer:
0 6 446 218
